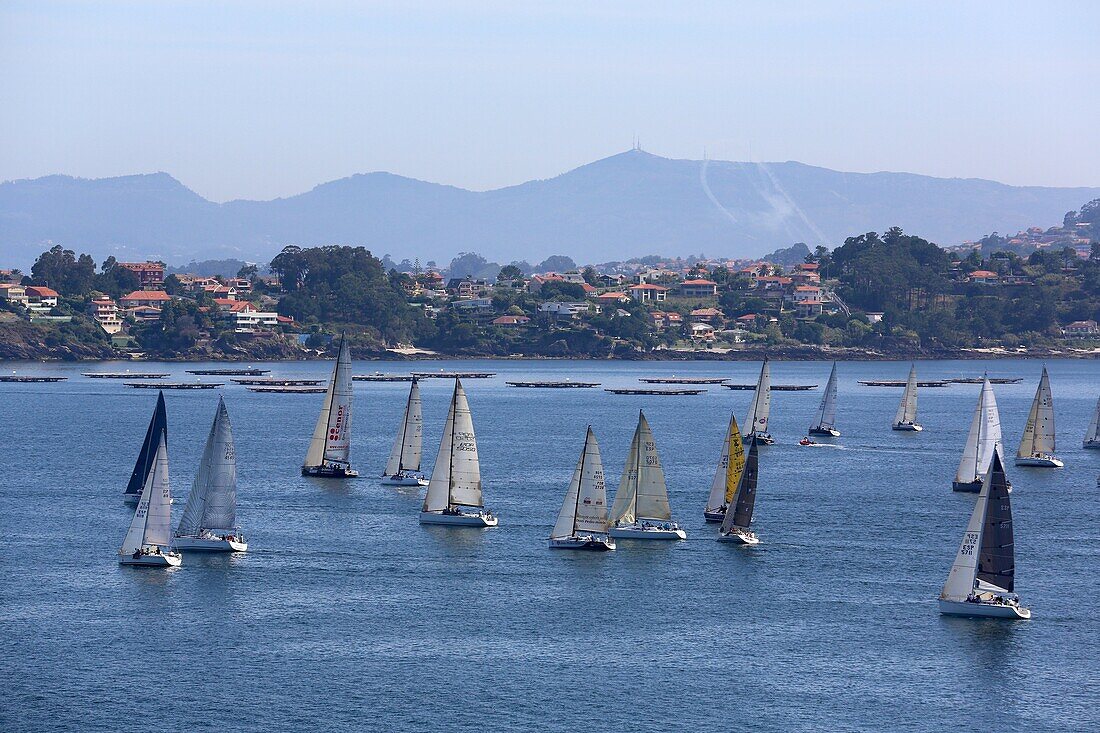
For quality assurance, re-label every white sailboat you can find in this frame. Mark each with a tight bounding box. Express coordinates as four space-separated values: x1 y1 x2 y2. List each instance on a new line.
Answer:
1015 367 1063 468
744 357 775 444
381 378 428 486
1084 396 1100 449
704 413 746 522
938 452 1030 619
419 379 497 527
717 436 760 545
953 379 1006 493
302 335 358 478
124 391 168 503
549 426 615 551
174 397 247 552
808 362 840 437
891 364 923 431
609 411 686 540
119 432 182 567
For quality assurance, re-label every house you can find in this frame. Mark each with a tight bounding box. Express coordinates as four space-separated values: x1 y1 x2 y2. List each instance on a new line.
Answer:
690 307 723 323
560 271 587 284
865 312 884 323
120 290 173 308
689 323 716 341
228 277 253 293
597 274 626 288
212 298 256 313
491 315 531 327
968 270 999 285
788 285 822 304
679 279 718 298
790 263 822 284
446 278 491 298
451 297 495 315
528 273 565 294
648 311 683 329
754 276 792 291
117 262 165 289
228 310 279 333
24 286 60 313
627 283 669 303
538 302 590 317
594 291 630 306
795 300 824 318
129 305 163 322
1063 320 1100 338
88 295 123 334
0 284 27 306
736 313 760 326
202 284 238 300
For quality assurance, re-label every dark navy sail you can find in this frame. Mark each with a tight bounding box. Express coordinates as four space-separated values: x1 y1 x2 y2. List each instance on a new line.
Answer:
125 391 167 497
721 436 759 532
976 451 1015 592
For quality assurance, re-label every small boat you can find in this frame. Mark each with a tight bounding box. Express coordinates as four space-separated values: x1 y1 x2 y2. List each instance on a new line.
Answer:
1084 396 1100 449
381 378 428 486
798 437 816 446
608 411 686 540
938 452 1030 619
717 436 761 545
119 429 181 567
953 379 1007 493
891 365 923 431
1015 367 1063 468
419 380 497 527
123 392 168 504
743 358 775 445
549 427 615 551
173 397 247 553
703 414 746 523
807 362 840 436
301 335 358 478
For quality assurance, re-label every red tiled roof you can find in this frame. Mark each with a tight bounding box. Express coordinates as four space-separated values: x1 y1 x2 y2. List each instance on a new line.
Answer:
120 290 171 302
969 270 998 278
628 284 670 291
492 315 530 325
25 286 59 297
681 279 717 286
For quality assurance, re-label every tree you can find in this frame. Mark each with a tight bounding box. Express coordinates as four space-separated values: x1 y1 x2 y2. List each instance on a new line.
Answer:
581 266 599 286
237 264 259 280
535 255 577 273
497 264 524 283
30 245 96 296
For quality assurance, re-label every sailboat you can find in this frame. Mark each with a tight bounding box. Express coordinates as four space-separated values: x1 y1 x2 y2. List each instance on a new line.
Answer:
952 379 1006 493
891 364 923 431
549 427 615 551
1015 367 1063 468
808 362 840 436
609 411 686 540
124 392 168 503
119 431 182 567
381 378 428 486
704 413 745 522
419 379 497 527
174 397 247 552
938 452 1030 619
744 357 775 445
1084 396 1100 449
302 335 358 478
717 436 760 545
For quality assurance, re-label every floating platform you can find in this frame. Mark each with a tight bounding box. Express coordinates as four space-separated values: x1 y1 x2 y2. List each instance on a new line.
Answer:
246 385 326 394
859 380 949 387
639 377 728 384
353 374 416 382
412 371 496 379
230 377 325 386
126 382 223 390
605 387 706 396
186 368 270 376
946 377 1023 385
0 375 67 383
507 380 600 388
83 372 169 379
724 383 817 391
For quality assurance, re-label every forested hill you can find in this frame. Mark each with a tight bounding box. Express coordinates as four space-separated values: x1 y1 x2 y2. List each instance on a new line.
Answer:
3 150 1098 268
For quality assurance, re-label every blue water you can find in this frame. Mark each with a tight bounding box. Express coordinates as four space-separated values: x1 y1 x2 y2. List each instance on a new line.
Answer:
2 358 1099 731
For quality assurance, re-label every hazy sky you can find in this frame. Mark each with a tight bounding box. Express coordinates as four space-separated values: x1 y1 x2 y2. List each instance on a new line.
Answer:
2 1 1097 202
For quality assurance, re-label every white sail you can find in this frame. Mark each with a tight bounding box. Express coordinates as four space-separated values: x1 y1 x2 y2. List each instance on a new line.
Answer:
611 412 671 523
940 462 990 601
609 422 641 524
385 379 423 475
955 379 1003 485
706 414 744 513
1085 396 1100 445
745 358 771 435
423 380 482 511
304 336 353 469
178 398 237 536
894 365 918 425
121 434 173 554
1017 367 1056 457
552 427 609 539
813 362 838 429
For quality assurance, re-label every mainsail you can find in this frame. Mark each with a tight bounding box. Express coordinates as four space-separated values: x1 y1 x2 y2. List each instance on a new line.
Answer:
423 379 482 512
745 358 772 435
955 379 1003 485
304 336 353 469
125 392 167 497
177 397 237 537
1085 396 1100 446
941 451 1014 600
120 434 173 554
894 365 918 425
812 362 838 430
384 378 423 475
551 427 609 539
721 436 759 532
1017 367 1056 457
611 411 672 524
706 414 745 514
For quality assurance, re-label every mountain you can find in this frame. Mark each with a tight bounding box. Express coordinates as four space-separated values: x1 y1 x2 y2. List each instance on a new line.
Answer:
2 150 1098 269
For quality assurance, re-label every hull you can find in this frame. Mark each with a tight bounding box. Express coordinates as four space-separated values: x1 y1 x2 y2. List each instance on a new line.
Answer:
173 535 248 552
1083 440 1100 449
952 479 982 493
548 536 616 551
380 473 429 486
717 528 760 545
744 433 775 445
938 599 1031 619
1015 455 1063 468
302 465 359 478
119 549 182 567
892 422 923 432
419 510 498 527
609 523 686 540
808 426 840 437
703 509 726 523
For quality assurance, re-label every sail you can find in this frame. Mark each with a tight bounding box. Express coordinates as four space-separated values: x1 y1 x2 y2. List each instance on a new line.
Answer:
812 362 838 429
634 413 672 521
385 379 423 475
552 427 609 538
745 358 771 435
609 422 642 524
894 365 918 425
423 380 482 511
178 398 237 536
954 379 1003 484
706 414 744 512
1086 396 1100 445
721 437 759 532
120 458 154 554
1017 367 1056 457
976 452 1015 592
125 392 167 496
304 336 353 468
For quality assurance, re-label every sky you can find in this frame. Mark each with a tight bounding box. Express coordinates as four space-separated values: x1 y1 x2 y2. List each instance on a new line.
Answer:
1 1 1097 202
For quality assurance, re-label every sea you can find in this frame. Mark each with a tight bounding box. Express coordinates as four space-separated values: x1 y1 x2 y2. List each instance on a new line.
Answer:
1 358 1098 732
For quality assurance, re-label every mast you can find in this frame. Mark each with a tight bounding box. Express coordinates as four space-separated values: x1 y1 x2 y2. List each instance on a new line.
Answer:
721 437 759 533
814 362 838 429
422 382 457 513
745 357 771 436
956 379 1001 484
125 391 167 496
304 335 349 469
572 428 590 535
634 412 672 522
446 379 482 508
610 420 643 525
385 378 421 476
895 365 917 425
1018 367 1055 457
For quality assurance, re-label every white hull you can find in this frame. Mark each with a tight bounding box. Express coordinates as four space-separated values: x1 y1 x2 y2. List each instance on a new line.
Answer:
119 549 182 567
703 509 726 523
419 510 498 527
609 523 686 540
892 422 923 432
938 599 1030 619
302 465 359 478
1014 455 1063 468
548 536 615 551
808 426 840 437
380 473 429 486
173 535 248 552
717 528 760 545
1083 440 1100 449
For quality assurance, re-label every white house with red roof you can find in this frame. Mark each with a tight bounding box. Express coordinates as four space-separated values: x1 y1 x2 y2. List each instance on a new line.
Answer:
679 279 718 297
120 290 172 308
627 283 668 303
967 270 1000 285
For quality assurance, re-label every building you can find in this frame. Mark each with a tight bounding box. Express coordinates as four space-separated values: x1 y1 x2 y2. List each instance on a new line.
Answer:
451 297 495 315
117 262 165 289
968 270 1000 285
120 290 172 309
491 315 531 327
538 302 590 317
594 291 630 307
24 286 60 313
788 285 822 304
1063 320 1099 338
627 284 669 303
212 298 256 313
446 278 491 298
689 307 723 323
88 295 123 334
679 279 718 298
0 284 27 306
228 310 279 333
